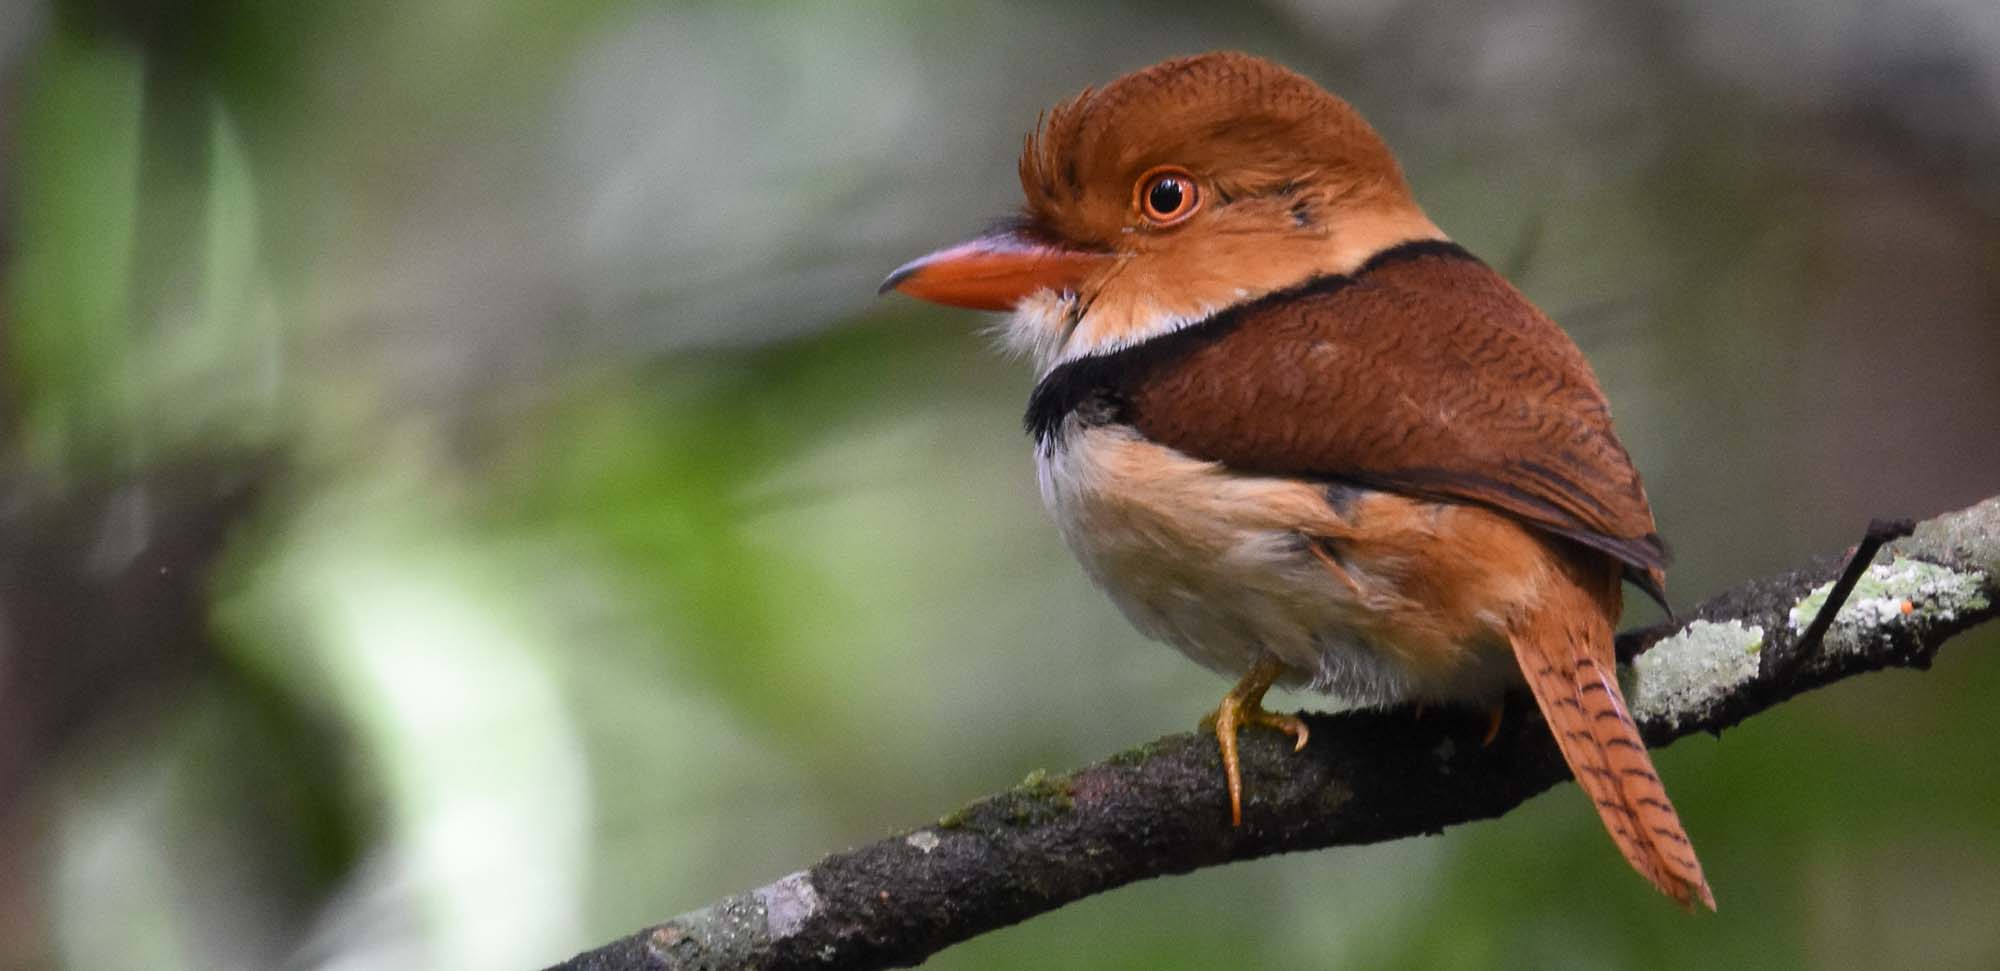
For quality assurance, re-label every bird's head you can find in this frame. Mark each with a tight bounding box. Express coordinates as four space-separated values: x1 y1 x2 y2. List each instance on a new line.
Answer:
882 51 1445 370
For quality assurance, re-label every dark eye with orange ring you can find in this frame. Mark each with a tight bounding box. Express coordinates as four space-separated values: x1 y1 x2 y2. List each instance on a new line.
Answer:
1136 168 1200 225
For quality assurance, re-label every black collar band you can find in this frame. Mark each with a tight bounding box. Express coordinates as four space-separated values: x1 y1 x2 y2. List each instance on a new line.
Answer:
1024 238 1478 445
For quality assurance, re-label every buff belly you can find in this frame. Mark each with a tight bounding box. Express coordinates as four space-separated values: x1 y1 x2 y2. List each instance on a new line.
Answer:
1036 420 1537 706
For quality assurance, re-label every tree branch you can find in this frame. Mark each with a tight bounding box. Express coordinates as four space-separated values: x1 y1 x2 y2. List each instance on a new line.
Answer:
549 497 2000 971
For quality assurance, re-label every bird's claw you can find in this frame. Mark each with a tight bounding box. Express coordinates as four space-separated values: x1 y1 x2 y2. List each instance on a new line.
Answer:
1204 658 1310 826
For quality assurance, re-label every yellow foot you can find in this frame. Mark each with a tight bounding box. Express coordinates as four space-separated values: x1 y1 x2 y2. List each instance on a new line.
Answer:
1200 657 1310 826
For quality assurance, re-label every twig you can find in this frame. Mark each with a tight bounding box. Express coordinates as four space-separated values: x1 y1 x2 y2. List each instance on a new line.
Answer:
1788 517 1916 664
548 497 2000 971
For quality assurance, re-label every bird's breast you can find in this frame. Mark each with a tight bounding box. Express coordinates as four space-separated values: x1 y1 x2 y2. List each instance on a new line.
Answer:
1033 418 1541 704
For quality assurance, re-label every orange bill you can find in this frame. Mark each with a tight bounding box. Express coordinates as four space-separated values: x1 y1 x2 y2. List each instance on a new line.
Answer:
880 229 1110 311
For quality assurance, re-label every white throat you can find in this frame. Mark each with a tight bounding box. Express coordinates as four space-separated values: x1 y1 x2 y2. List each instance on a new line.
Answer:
1002 289 1231 377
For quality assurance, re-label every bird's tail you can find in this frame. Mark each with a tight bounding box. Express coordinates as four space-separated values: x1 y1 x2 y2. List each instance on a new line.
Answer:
1508 554 1715 911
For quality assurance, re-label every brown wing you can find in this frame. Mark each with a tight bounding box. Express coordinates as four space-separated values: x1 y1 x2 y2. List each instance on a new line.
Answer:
1093 242 1666 579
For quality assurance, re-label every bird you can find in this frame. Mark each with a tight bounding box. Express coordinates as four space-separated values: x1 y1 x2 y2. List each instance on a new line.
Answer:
880 51 1713 910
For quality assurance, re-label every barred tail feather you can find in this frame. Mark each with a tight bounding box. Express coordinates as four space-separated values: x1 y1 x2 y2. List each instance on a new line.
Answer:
1509 577 1715 911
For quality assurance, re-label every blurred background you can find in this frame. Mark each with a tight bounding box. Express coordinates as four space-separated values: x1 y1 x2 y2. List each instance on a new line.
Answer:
2 1 1997 968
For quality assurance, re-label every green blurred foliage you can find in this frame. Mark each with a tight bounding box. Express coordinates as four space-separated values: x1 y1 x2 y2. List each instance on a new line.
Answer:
4 1 1999 969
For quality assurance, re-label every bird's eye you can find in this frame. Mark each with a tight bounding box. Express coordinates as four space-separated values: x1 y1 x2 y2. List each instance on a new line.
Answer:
1136 167 1200 226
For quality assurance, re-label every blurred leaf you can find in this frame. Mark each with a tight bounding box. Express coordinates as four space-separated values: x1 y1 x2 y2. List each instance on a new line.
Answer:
217 469 591 970
8 33 145 471
149 100 284 451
